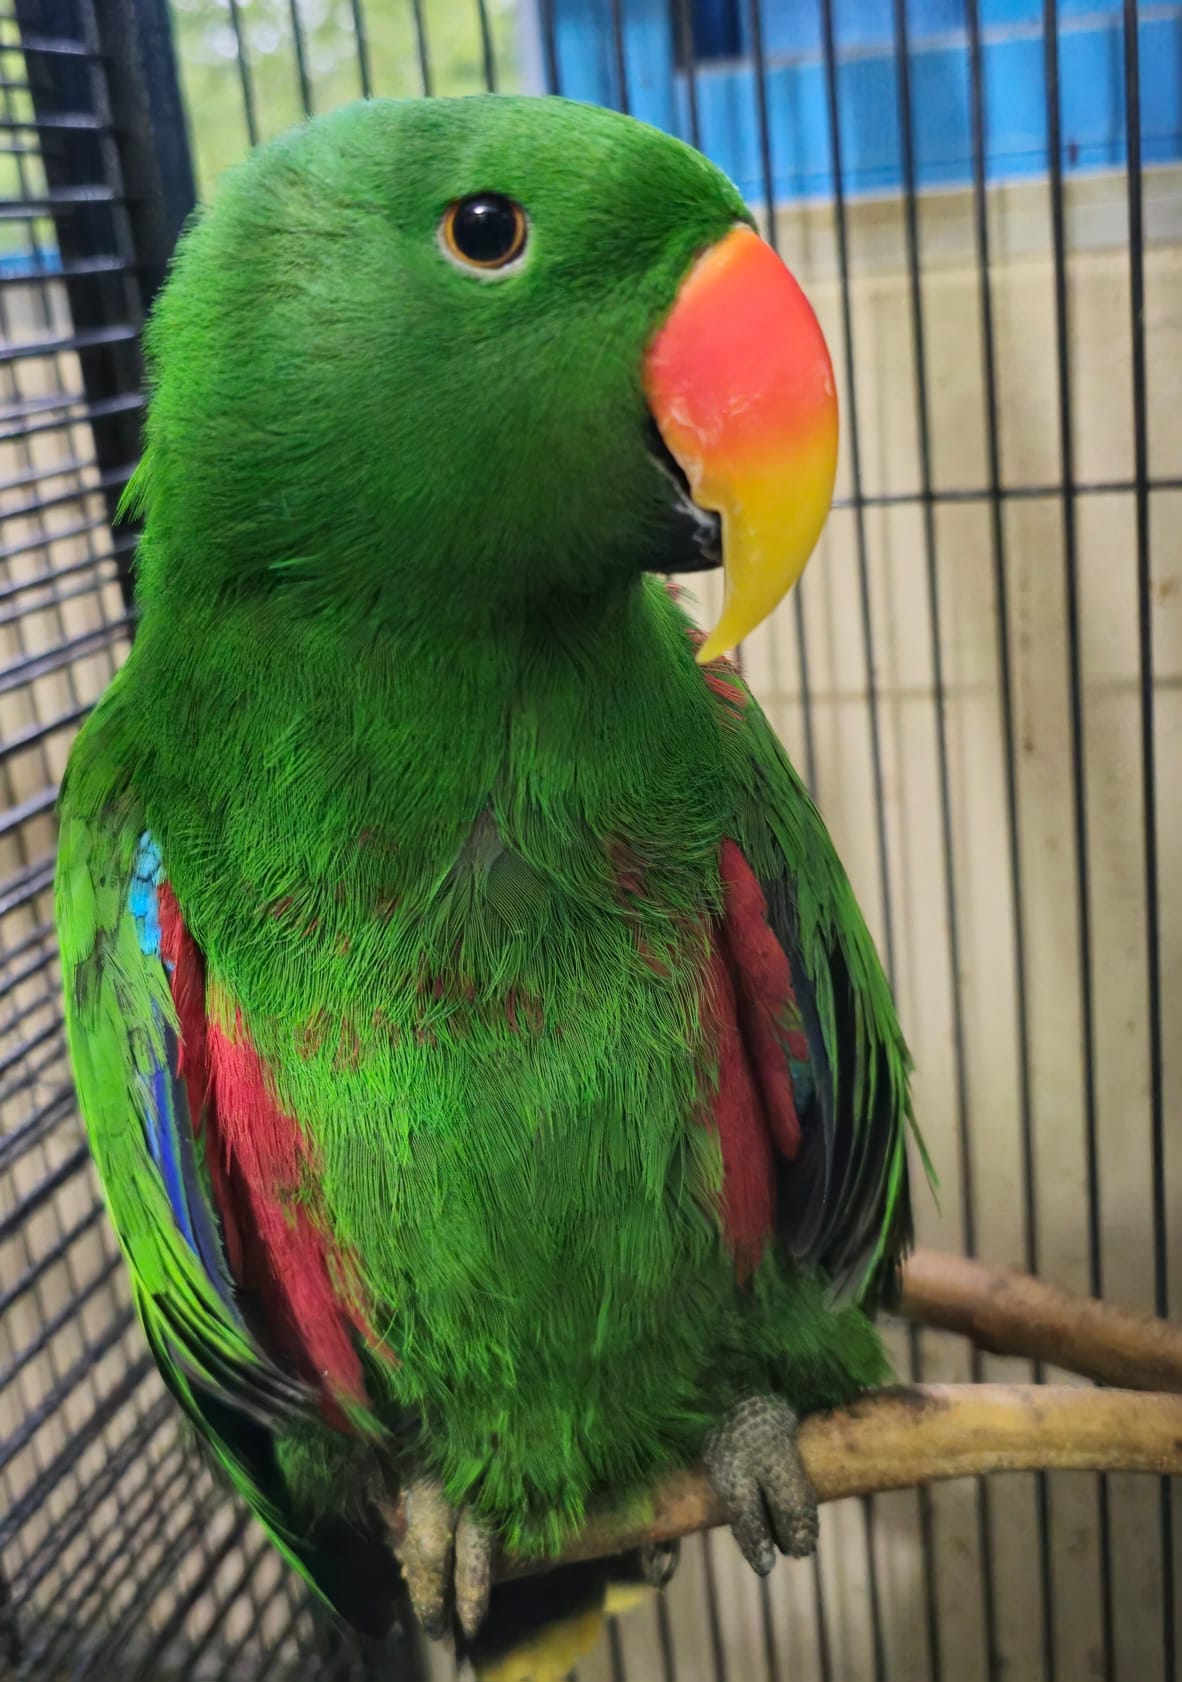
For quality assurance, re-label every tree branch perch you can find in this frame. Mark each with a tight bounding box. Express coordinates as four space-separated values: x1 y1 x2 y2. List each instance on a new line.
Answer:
898 1249 1182 1393
485 1384 1182 1579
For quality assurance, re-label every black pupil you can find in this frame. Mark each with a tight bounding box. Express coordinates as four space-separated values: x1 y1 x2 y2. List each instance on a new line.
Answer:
453 195 520 264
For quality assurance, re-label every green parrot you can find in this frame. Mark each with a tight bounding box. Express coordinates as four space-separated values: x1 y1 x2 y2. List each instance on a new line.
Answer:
55 94 927 1677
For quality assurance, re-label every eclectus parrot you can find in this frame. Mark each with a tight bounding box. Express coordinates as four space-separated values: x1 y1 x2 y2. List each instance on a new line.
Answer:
56 95 926 1677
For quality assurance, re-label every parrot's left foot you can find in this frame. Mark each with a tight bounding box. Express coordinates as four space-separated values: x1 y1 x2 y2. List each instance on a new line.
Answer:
392 1477 493 1641
704 1394 818 1575
638 1539 680 1588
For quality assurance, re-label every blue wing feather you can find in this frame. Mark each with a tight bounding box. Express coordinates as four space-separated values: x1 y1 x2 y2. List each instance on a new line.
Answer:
130 830 238 1313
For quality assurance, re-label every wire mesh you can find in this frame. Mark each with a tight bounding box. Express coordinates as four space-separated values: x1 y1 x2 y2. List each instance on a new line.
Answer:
2 1 1180 1680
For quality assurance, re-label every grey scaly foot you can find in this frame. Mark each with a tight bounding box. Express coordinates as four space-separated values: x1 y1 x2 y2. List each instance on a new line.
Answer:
392 1477 493 1641
704 1395 819 1575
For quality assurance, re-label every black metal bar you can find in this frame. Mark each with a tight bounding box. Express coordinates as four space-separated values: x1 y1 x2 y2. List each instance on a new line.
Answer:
607 1613 627 1682
538 0 560 94
700 1531 729 1682
0 1304 136 1475
742 0 815 793
227 1572 316 1682
349 0 373 97
1120 5 1174 1675
970 2 1112 1675
811 1552 834 1682
0 1003 63 1087
0 573 118 636
5 462 136 522
12 0 194 609
124 1505 255 1675
0 1253 122 1396
1 931 62 995
0 389 142 443
0 109 110 131
758 1573 778 1682
0 784 57 837
1 30 94 54
670 0 700 147
0 182 120 211
226 0 259 147
607 0 629 111
655 1584 677 1682
0 920 56 981
0 511 117 566
287 0 313 115
0 702 89 764
0 617 131 696
890 5 1007 1681
180 1535 277 1674
0 1201 105 1326
817 0 897 986
0 1142 90 1243
0 854 54 915
408 0 431 96
0 860 55 921
0 252 129 285
0 542 129 601
73 1477 228 1673
0 915 54 973
26 1437 189 1663
474 0 496 91
0 446 106 491
11 1399 176 1604
0 1084 74 1175
0 320 136 363
0 1354 154 1549
22 1425 190 1614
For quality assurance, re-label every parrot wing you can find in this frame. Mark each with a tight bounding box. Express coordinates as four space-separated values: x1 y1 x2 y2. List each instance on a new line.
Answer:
55 794 404 1637
680 601 931 1307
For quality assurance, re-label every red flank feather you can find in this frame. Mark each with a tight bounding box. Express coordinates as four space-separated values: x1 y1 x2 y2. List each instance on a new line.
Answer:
705 840 807 1273
206 1014 369 1416
159 883 370 1420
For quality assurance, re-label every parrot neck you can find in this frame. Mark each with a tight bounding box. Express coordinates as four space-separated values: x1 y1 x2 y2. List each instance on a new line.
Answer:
112 569 727 927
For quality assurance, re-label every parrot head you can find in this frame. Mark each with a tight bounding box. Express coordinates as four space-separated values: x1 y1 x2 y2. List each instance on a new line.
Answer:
129 95 837 660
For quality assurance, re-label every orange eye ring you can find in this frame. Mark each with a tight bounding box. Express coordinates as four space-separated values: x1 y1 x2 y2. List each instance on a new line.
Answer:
441 194 528 272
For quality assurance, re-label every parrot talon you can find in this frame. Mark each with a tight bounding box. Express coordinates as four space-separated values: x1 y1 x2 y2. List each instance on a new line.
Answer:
454 1507 493 1639
637 1539 681 1588
392 1478 492 1642
704 1394 818 1576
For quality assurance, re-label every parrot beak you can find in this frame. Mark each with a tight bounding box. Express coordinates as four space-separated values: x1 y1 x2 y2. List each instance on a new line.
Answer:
643 226 839 664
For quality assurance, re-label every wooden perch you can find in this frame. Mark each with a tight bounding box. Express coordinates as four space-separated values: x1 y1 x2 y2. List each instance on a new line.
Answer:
495 1384 1182 1580
898 1248 1182 1393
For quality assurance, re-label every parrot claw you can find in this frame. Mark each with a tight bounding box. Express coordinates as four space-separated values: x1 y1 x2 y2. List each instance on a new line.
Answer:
637 1539 681 1588
704 1394 818 1576
454 1506 494 1639
392 1478 493 1642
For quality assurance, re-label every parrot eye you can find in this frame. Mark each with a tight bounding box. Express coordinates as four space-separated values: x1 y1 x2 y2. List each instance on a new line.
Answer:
440 194 528 274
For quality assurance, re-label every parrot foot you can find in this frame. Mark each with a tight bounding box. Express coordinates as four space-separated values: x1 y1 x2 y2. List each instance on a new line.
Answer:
637 1539 681 1588
393 1477 492 1642
704 1394 818 1575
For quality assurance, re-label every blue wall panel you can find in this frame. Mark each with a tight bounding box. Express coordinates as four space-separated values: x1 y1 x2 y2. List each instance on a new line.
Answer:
548 0 1182 203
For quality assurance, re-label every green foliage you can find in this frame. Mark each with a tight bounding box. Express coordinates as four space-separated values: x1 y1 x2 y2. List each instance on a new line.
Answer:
171 0 524 192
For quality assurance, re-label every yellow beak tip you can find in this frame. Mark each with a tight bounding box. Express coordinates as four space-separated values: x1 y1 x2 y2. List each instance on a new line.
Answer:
694 634 727 666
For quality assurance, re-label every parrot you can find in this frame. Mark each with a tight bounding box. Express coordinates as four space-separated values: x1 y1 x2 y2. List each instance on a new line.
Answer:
54 93 928 1679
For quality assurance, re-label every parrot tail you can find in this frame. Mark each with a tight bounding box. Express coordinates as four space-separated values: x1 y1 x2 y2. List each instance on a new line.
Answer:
462 1552 663 1682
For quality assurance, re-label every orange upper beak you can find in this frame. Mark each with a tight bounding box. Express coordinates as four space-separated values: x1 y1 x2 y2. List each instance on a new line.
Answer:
643 226 839 663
